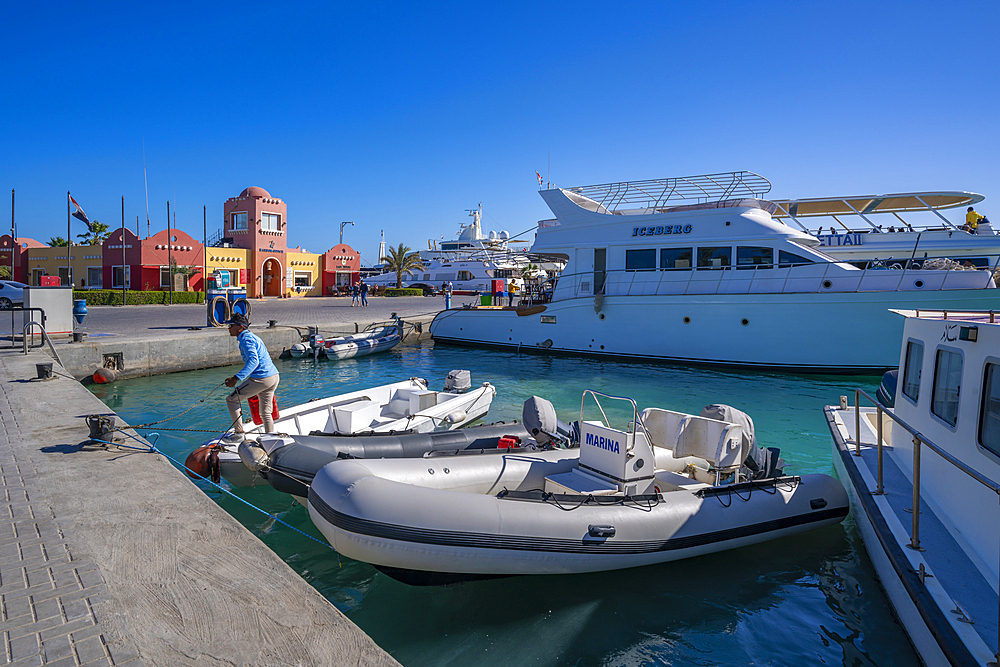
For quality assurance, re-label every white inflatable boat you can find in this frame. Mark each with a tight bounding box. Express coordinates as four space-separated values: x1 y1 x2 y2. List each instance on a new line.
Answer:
308 391 849 584
289 323 402 361
195 371 496 486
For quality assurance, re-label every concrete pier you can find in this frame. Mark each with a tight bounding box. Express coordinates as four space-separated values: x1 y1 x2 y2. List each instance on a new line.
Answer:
0 351 401 666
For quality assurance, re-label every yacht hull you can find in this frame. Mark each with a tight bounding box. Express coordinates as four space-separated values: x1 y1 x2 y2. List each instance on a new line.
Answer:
430 290 1000 371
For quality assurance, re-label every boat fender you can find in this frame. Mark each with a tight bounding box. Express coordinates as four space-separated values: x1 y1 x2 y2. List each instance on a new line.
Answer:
248 394 280 425
446 410 467 424
184 445 222 483
588 525 615 538
93 367 115 383
237 440 269 472
290 343 309 358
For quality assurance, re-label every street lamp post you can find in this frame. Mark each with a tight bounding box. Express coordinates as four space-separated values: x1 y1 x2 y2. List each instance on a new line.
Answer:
340 221 354 246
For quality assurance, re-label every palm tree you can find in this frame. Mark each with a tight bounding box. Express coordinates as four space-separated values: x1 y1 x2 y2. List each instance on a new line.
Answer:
380 243 427 288
76 221 111 245
48 236 69 247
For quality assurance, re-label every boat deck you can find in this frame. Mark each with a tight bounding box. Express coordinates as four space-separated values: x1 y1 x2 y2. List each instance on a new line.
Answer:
830 409 998 659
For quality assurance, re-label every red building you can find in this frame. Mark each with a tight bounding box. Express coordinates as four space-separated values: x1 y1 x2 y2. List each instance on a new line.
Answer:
0 236 45 282
321 243 361 294
102 228 205 292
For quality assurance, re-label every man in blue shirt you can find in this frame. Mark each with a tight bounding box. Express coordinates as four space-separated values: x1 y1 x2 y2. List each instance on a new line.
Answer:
223 313 280 433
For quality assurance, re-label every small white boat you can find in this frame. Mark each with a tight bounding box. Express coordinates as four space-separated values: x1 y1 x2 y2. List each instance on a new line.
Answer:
308 390 848 584
289 322 401 360
825 310 1000 667
196 371 496 486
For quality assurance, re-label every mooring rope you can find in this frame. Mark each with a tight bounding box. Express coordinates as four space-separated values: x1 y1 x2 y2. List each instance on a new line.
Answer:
92 430 339 559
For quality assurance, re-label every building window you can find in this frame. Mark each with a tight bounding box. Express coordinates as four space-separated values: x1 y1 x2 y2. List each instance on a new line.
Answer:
931 349 963 426
736 246 773 269
697 247 731 270
87 267 102 289
160 266 170 288
660 248 692 270
112 266 131 289
58 267 73 285
980 363 1000 457
232 212 248 230
262 212 281 232
625 249 657 272
294 271 312 287
901 341 923 402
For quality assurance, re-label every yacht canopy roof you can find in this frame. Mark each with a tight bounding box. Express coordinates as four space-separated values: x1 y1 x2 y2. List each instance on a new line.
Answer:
771 191 984 219
563 171 772 212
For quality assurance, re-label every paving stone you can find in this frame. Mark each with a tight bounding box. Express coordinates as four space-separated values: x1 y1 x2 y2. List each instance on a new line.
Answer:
75 635 109 664
41 632 73 662
4 593 32 620
9 632 40 660
41 615 96 641
7 654 43 667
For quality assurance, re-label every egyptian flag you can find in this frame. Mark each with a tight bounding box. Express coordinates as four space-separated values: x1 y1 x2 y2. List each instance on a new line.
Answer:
69 194 93 231
536 171 543 186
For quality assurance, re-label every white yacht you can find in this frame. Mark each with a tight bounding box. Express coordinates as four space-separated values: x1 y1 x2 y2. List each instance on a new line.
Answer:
367 206 557 294
430 172 999 371
772 191 1000 267
825 310 1000 666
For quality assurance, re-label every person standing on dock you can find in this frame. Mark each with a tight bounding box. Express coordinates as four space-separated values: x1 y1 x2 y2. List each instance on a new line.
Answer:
360 280 369 307
444 280 453 310
224 313 280 434
351 282 360 306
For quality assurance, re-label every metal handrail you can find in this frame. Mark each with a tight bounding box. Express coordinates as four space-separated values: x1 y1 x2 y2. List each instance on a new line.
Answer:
23 321 64 369
851 388 1000 663
580 390 648 455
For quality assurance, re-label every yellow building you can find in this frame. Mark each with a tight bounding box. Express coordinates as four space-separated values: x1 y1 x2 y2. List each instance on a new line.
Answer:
204 247 250 289
27 245 104 288
285 249 321 297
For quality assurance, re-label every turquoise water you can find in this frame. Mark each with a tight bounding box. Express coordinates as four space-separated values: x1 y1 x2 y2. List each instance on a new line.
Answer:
90 342 918 666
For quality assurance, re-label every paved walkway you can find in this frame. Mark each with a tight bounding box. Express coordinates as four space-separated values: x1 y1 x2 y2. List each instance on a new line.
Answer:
0 350 400 666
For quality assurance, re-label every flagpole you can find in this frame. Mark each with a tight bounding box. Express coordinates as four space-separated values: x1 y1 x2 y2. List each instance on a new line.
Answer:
10 189 15 281
66 191 71 287
121 196 126 308
167 200 172 305
203 205 207 305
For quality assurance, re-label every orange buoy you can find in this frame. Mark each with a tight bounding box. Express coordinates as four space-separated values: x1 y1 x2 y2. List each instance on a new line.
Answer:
93 368 115 383
184 445 221 483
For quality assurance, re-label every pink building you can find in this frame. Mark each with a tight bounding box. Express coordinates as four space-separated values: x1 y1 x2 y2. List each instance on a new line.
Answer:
322 243 361 294
222 186 288 298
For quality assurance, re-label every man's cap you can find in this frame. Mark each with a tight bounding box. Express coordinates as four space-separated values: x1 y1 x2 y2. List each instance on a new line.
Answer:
227 313 251 327
969 207 975 211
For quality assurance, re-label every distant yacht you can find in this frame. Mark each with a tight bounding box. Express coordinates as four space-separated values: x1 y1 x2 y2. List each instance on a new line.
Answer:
430 171 999 372
772 191 1000 268
367 205 559 294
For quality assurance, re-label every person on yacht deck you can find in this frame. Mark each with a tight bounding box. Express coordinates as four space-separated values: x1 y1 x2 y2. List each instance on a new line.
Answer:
224 313 280 434
965 207 986 234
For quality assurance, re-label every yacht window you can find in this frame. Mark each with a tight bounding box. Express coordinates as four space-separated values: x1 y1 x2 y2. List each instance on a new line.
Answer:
901 341 923 402
625 249 657 272
736 247 773 270
660 248 692 270
980 363 1000 456
778 250 815 267
697 247 731 270
931 349 963 426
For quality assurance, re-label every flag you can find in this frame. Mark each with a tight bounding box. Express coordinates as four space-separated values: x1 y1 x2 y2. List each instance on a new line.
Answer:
535 171 543 186
69 195 93 231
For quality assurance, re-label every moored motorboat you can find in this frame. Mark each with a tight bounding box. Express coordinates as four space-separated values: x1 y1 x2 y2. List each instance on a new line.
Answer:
191 371 496 486
289 321 402 360
825 310 1000 666
308 390 848 584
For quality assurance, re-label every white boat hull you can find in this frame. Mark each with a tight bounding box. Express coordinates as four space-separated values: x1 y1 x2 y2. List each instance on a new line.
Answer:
431 290 1000 371
307 449 848 581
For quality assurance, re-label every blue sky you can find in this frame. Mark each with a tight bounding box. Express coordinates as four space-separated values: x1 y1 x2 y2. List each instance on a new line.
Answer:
4 1 998 265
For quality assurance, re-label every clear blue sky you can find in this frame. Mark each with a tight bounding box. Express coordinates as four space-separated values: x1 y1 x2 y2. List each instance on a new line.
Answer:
4 1 998 265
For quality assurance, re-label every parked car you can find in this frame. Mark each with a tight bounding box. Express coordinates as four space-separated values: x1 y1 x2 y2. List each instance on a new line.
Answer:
0 280 26 308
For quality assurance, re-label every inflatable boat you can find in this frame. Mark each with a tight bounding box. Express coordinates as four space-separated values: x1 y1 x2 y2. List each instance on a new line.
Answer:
192 371 496 486
289 322 401 360
307 390 849 584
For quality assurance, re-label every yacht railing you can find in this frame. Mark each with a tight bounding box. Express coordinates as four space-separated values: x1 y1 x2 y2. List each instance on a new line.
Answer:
535 255 998 301
566 171 772 212
850 389 1000 663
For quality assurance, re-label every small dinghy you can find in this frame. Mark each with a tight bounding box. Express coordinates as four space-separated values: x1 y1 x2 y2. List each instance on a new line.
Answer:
192 371 496 486
290 321 401 360
307 390 849 584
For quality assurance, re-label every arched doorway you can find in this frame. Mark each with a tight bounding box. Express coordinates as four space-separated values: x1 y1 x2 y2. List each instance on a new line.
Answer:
262 258 282 297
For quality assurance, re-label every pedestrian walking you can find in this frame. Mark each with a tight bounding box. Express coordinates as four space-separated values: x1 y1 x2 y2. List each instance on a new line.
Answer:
351 282 359 306
360 280 369 307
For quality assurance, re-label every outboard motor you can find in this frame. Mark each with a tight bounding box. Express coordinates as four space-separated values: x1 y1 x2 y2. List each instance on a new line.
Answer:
444 369 472 393
522 396 578 447
700 404 784 479
876 369 897 408
309 334 325 348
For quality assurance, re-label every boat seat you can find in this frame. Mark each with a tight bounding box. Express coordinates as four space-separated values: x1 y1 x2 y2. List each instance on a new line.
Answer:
641 408 744 470
544 469 620 496
654 469 710 493
333 400 381 433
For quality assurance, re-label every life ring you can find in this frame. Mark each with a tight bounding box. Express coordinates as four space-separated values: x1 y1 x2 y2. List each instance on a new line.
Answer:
209 296 230 327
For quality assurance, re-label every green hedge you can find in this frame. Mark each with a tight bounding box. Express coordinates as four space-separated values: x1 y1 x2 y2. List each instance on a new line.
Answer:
73 290 206 306
382 288 424 297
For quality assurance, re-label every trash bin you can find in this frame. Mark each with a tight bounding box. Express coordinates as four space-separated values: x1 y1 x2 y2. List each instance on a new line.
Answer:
480 294 492 306
207 288 229 327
